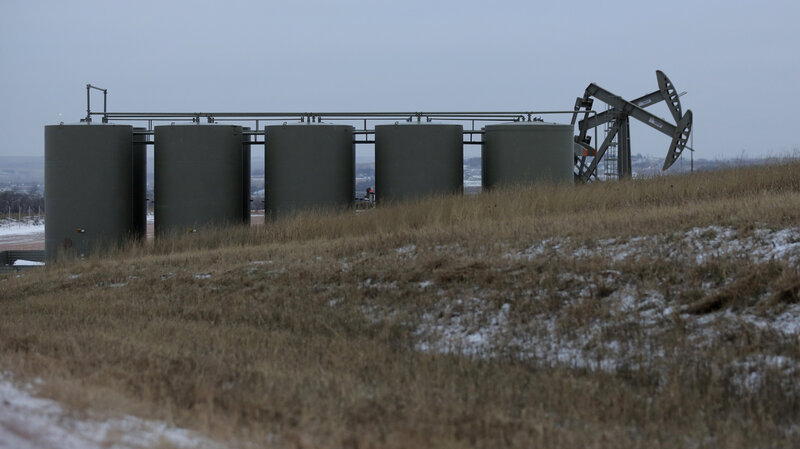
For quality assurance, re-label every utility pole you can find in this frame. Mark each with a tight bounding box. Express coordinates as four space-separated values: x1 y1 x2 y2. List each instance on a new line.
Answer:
690 123 694 173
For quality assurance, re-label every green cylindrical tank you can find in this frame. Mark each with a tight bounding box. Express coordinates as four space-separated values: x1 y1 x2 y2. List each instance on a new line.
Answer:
482 122 574 189
264 123 354 219
154 124 248 236
375 123 463 203
44 123 143 260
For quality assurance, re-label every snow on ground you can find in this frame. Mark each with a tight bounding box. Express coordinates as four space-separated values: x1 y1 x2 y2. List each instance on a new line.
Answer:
0 217 44 237
506 225 800 265
0 374 224 449
414 292 800 370
403 226 800 388
12 259 44 267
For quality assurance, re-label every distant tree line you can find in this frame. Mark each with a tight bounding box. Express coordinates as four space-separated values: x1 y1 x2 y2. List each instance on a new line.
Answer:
0 189 45 215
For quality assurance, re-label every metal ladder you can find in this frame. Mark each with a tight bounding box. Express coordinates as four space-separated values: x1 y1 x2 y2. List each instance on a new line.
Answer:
603 106 618 180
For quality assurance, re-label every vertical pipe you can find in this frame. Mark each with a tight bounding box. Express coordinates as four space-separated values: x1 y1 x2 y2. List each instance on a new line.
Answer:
471 120 474 142
85 85 91 123
691 124 694 173
617 116 632 179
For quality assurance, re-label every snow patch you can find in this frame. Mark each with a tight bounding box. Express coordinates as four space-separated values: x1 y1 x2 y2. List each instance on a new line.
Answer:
418 281 434 289
12 259 44 267
0 374 224 449
412 283 800 383
415 298 510 356
395 244 417 258
0 218 44 237
505 226 800 265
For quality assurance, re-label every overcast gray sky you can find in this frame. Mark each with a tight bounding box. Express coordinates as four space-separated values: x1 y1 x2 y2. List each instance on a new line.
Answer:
1 0 798 161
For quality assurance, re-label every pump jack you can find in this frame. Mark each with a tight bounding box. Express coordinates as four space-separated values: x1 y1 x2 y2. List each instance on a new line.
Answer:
571 70 693 181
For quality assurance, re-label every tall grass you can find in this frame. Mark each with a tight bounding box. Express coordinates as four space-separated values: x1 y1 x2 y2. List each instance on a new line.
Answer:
2 161 800 448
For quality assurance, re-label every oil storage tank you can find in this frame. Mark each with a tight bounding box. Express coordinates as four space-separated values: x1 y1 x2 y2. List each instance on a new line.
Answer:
264 123 354 218
375 123 463 203
482 122 574 189
154 124 248 236
44 123 144 260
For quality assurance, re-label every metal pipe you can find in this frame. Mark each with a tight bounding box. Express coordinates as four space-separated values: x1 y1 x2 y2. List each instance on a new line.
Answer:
94 110 596 119
95 110 601 145
423 117 518 122
86 85 91 123
90 109 603 155
86 84 108 123
471 119 475 142
196 118 300 123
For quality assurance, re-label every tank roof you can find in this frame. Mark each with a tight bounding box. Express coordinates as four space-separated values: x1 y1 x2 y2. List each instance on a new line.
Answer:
375 122 462 127
265 122 354 127
484 121 573 130
46 122 132 127
154 123 242 128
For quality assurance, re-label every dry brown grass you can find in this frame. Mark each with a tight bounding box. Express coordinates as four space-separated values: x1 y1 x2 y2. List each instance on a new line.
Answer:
2 161 800 448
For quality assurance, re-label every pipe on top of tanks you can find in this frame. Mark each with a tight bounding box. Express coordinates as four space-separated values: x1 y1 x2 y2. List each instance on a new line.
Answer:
95 110 594 120
127 110 599 147
79 86 598 125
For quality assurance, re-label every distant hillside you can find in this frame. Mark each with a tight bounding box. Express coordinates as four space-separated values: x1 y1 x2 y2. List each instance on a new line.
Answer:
0 156 44 188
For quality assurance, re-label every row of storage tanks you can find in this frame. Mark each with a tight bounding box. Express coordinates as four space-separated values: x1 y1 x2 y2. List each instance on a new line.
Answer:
44 121 574 259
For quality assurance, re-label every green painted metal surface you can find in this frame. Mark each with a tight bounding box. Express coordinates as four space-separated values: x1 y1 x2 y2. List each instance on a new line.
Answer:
154 124 248 236
264 124 354 219
375 123 463 203
482 122 574 189
44 123 142 259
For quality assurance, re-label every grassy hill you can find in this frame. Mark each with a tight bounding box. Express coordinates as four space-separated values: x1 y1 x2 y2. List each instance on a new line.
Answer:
2 162 800 448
